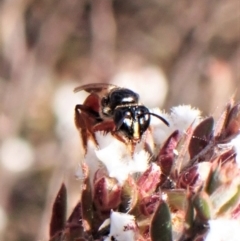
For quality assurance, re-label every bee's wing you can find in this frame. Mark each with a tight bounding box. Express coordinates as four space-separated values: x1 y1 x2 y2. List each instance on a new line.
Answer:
74 83 118 94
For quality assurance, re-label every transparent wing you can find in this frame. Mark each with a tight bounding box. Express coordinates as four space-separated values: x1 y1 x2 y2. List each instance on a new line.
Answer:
74 83 118 94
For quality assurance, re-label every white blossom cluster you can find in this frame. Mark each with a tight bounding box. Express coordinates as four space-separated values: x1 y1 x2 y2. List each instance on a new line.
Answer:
82 104 240 241
85 105 202 186
83 105 203 240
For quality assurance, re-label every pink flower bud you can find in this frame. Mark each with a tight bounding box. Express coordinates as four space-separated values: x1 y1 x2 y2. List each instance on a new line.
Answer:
137 163 161 194
156 130 180 175
93 171 122 212
139 194 161 216
177 162 211 192
177 165 199 191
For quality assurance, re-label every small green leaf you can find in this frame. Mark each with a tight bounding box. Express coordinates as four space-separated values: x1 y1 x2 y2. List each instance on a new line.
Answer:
193 192 212 221
217 185 240 215
150 200 172 241
205 164 221 195
164 189 187 211
210 184 240 215
185 196 194 231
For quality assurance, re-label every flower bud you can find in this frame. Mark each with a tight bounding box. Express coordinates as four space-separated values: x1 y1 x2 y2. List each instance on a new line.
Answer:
139 194 161 216
93 172 122 212
137 163 161 194
177 162 211 192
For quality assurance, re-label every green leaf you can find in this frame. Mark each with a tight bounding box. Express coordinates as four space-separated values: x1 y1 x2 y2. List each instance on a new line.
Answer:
217 185 240 215
204 164 221 195
185 196 194 231
164 189 187 211
193 192 212 221
150 200 172 241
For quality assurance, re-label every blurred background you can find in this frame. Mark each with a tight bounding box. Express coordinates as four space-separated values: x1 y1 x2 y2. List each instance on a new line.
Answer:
0 0 239 240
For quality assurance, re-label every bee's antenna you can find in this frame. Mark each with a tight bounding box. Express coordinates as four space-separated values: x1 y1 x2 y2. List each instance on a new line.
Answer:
149 113 169 126
138 112 169 126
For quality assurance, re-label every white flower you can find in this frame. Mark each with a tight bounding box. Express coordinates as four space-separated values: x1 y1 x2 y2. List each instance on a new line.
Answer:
104 211 137 241
150 108 171 146
170 105 201 131
151 105 201 147
205 219 240 241
95 132 149 185
85 139 101 185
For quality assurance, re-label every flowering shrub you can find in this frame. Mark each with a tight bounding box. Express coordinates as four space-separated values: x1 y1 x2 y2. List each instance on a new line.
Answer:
49 101 240 241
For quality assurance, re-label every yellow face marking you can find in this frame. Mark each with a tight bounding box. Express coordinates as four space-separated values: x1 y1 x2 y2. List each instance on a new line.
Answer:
133 121 140 140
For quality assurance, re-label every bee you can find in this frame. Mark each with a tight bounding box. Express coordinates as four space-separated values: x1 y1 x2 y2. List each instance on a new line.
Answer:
74 83 169 149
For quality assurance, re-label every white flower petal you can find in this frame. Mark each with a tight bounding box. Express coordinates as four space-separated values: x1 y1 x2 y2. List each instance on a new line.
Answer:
152 126 173 147
150 108 170 126
95 136 131 184
150 108 173 146
95 131 117 149
170 105 201 131
131 150 149 173
205 219 240 241
85 140 100 185
95 132 149 185
150 105 202 147
104 211 137 241
96 148 130 185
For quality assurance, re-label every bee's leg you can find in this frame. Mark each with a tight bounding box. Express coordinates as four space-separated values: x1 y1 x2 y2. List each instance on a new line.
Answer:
75 105 89 151
75 104 101 121
92 120 115 133
75 106 96 149
75 105 103 150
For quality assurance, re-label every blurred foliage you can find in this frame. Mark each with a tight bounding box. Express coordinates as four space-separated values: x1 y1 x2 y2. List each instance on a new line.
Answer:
0 0 239 240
